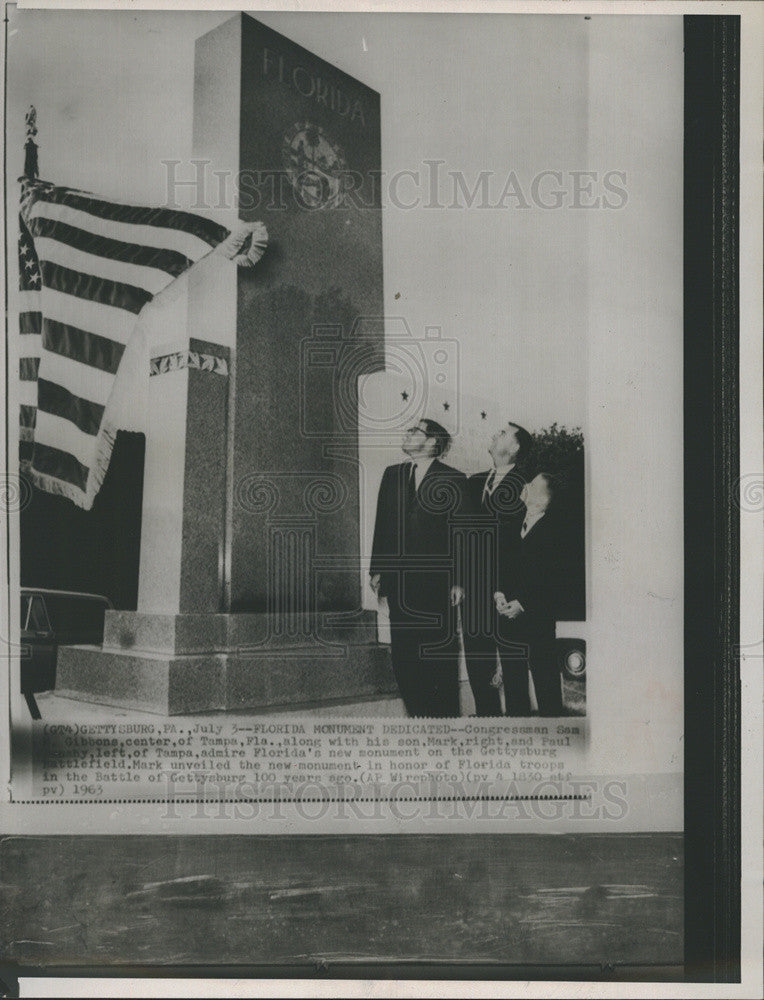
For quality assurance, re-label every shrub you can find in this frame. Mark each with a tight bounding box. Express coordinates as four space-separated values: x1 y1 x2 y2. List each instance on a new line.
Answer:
527 423 584 485
528 424 585 621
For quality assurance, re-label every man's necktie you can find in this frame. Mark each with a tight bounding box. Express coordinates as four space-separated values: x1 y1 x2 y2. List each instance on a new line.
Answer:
408 462 418 501
483 469 496 502
521 519 528 538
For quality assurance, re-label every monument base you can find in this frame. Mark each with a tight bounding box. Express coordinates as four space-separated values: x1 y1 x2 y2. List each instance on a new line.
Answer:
56 610 397 716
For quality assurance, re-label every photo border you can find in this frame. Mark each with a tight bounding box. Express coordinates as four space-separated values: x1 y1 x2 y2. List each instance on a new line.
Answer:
0 8 747 993
683 13 741 983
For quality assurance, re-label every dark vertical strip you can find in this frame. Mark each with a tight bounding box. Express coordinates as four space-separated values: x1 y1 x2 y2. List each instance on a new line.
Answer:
683 15 741 983
19 433 145 610
90 431 146 611
179 344 231 613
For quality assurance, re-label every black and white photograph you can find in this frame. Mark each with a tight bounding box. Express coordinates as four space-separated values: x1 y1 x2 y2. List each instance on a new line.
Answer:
9 11 591 726
0 2 758 992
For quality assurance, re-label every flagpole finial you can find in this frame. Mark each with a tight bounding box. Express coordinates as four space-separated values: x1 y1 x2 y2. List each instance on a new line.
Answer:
23 105 39 180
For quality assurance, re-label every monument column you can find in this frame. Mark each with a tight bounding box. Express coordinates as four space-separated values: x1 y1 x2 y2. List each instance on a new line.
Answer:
56 14 397 714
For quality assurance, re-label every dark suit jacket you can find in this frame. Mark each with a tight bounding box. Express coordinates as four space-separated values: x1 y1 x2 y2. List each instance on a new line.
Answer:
371 458 466 614
465 467 527 598
502 510 562 641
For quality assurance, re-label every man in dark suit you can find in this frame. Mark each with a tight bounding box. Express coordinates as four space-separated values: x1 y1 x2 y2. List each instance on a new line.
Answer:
495 473 564 717
370 419 466 717
462 421 531 716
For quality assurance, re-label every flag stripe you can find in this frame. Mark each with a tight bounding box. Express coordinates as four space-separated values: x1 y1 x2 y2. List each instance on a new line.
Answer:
35 236 177 297
20 357 40 381
37 185 228 247
35 410 101 470
28 441 89 492
20 312 42 334
28 216 193 277
37 377 104 436
18 381 38 407
43 318 125 376
20 336 42 359
38 350 116 407
40 261 152 314
20 404 37 429
41 287 138 346
18 290 41 313
31 198 218 263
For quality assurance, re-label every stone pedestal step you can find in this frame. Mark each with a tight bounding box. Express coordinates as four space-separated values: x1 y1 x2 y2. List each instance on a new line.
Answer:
103 609 379 655
56 641 396 716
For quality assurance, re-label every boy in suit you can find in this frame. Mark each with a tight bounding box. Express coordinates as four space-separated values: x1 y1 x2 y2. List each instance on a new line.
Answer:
495 473 564 717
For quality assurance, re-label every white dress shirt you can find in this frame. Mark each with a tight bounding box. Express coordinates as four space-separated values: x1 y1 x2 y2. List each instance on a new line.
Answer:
410 457 435 491
484 462 516 498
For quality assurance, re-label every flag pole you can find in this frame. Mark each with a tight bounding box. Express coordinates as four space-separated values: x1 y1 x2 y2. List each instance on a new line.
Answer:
23 105 39 180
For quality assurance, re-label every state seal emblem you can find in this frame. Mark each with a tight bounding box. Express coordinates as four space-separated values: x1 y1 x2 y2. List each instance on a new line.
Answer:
282 122 347 209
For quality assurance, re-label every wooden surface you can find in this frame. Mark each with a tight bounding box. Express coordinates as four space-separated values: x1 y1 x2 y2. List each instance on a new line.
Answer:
0 833 682 971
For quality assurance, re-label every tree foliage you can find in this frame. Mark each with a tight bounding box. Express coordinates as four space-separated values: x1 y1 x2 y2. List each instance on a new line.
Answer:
527 422 584 487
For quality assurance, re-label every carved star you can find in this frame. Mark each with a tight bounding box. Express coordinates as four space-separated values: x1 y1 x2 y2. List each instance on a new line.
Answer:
401 390 409 401
443 401 450 411
480 411 487 419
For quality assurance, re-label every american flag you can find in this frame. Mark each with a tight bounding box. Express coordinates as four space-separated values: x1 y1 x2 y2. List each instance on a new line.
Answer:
17 179 231 509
